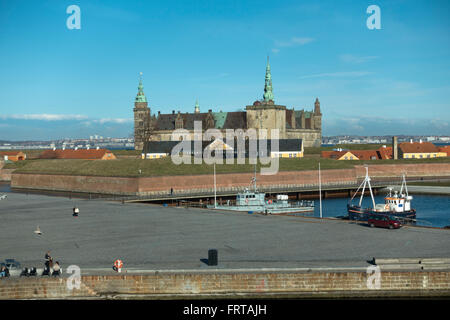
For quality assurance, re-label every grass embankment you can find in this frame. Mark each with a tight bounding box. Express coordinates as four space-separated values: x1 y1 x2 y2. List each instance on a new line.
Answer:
408 181 450 187
7 156 450 177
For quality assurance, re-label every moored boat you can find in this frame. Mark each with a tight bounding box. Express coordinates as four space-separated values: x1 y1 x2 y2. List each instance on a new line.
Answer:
207 164 314 214
347 168 416 221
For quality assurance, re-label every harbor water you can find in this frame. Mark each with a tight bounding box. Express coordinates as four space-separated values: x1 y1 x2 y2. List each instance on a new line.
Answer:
308 194 450 228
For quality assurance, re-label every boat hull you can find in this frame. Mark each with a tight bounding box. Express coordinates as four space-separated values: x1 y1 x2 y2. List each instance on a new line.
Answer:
207 204 314 214
347 204 416 221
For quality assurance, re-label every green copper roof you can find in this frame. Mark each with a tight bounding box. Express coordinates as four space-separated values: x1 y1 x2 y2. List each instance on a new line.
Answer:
213 111 228 129
263 56 274 102
135 73 147 103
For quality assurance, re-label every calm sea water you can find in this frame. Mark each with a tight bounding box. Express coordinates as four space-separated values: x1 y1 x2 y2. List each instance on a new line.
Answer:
309 194 450 228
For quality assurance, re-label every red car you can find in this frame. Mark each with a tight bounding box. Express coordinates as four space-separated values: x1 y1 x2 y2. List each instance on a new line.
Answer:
368 215 402 229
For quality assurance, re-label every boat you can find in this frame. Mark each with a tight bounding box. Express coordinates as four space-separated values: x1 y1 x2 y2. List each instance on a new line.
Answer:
207 164 314 215
347 167 416 221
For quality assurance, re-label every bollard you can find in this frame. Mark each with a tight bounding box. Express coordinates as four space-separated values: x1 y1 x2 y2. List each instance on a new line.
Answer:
208 249 218 266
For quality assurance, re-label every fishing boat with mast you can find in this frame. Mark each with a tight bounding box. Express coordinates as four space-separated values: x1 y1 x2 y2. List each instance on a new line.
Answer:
207 164 314 215
347 167 416 221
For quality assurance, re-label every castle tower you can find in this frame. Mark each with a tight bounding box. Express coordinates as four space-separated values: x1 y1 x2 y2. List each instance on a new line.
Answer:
314 98 321 115
263 56 274 103
246 57 285 137
194 99 200 114
133 72 150 150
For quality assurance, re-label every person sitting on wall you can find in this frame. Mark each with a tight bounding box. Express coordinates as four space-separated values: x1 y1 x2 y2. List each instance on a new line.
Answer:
0 266 7 278
52 261 61 276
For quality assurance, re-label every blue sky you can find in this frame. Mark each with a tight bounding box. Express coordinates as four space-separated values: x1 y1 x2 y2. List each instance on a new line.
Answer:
0 0 449 140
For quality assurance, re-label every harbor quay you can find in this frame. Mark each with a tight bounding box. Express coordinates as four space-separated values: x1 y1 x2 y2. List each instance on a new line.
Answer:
1 192 449 298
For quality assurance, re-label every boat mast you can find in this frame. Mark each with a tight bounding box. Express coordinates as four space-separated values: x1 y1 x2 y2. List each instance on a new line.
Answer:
253 163 257 193
366 168 376 209
214 163 217 208
400 173 408 197
319 162 322 219
359 166 376 209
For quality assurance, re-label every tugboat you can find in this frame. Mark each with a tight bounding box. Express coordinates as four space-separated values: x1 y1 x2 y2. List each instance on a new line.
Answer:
347 167 416 221
207 164 314 215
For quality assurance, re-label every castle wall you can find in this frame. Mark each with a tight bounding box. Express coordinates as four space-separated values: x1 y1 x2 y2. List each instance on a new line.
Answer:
246 106 286 137
286 129 321 148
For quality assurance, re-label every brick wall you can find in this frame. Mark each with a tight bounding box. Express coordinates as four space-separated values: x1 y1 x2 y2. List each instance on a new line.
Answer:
354 163 450 179
0 169 14 182
1 270 449 299
9 163 450 196
11 173 139 195
137 169 356 194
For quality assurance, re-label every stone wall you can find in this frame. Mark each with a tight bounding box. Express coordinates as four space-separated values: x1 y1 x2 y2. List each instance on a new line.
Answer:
10 163 450 196
11 173 139 195
0 270 449 299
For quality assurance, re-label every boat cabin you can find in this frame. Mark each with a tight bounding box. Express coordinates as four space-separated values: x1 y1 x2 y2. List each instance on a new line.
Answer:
383 191 412 213
236 191 266 206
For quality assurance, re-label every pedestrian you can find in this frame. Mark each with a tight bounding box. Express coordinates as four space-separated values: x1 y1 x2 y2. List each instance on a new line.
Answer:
73 207 79 217
170 187 173 195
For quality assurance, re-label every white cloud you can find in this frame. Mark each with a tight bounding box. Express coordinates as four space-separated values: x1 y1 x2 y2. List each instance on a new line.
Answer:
94 118 133 124
1 114 88 121
299 71 373 79
339 54 379 64
275 37 315 47
0 114 133 125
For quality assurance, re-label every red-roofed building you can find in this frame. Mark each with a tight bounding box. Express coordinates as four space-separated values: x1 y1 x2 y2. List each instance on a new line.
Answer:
39 149 116 160
321 150 359 160
438 145 450 157
398 141 446 159
0 151 26 161
322 149 388 161
377 146 393 159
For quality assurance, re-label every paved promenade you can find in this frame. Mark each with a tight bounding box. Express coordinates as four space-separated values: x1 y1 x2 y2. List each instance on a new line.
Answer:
0 192 449 273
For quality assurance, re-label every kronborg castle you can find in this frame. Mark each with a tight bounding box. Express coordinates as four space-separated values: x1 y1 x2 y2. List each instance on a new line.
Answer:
133 59 322 150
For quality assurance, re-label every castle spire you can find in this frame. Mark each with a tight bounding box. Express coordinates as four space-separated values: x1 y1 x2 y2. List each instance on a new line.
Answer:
263 56 274 103
135 72 147 103
194 99 200 114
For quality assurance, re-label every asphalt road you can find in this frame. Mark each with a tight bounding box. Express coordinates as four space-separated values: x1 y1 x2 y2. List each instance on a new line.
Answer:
1 192 449 273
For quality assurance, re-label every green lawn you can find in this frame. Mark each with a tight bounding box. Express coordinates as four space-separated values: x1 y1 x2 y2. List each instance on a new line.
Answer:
408 180 450 187
7 155 450 177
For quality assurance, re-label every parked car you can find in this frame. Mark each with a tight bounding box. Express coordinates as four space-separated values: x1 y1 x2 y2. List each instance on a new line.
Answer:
368 215 402 229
